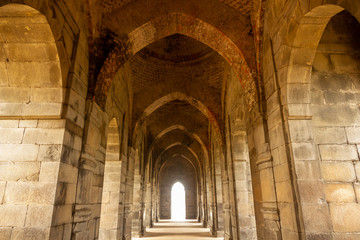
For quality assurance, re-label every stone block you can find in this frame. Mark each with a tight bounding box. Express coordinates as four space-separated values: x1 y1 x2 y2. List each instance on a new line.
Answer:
274 163 290 182
268 125 285 150
11 227 50 240
0 227 12 240
31 88 63 103
321 162 356 182
37 119 66 128
288 120 313 142
0 162 40 181
355 162 360 181
0 120 19 128
4 182 56 204
0 205 27 226
0 62 8 87
311 90 324 105
0 23 54 42
0 181 5 204
345 127 360 144
4 42 58 62
22 102 62 117
314 127 346 144
25 205 54 227
0 128 23 143
23 128 65 144
64 183 77 204
49 225 64 240
302 203 332 233
39 162 59 182
292 143 316 161
323 91 360 104
7 61 61 87
99 229 118 240
276 181 293 203
354 183 360 202
330 203 360 233
298 180 325 203
288 103 311 117
38 144 62 162
333 234 360 240
58 163 78 183
312 105 360 127
52 204 73 225
312 73 352 91
287 84 311 104
267 108 282 130
330 54 360 73
278 203 297 231
74 204 101 223
0 144 39 161
19 120 38 128
325 183 355 203
0 87 30 103
295 161 322 180
99 214 118 229
0 102 22 115
312 53 331 72
319 145 358 161
293 24 325 48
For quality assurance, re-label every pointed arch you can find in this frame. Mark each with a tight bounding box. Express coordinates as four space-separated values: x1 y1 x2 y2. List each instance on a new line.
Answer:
94 12 257 110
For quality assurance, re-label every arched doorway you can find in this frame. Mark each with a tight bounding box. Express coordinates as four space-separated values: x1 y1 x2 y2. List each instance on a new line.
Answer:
171 182 186 221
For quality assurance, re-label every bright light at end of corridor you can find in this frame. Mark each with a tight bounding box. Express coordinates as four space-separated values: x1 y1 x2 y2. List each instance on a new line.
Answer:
171 182 186 221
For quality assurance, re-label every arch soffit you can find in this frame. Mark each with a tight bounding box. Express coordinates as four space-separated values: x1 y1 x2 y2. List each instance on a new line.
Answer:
148 124 208 160
132 92 220 143
154 143 201 174
94 12 257 111
284 2 360 107
158 153 198 187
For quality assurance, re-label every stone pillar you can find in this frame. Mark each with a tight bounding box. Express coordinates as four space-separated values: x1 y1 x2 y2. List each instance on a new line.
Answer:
72 102 106 239
0 119 70 239
230 126 257 239
123 147 135 240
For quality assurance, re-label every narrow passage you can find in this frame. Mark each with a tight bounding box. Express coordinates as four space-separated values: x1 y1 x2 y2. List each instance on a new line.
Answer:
134 220 224 240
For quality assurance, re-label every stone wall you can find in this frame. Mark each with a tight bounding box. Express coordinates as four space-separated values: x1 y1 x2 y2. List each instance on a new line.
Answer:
311 11 360 238
224 67 258 240
263 0 360 239
0 1 88 239
159 158 197 219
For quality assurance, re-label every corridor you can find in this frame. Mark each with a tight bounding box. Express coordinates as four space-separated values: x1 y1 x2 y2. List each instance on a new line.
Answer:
134 220 224 240
1 1 360 240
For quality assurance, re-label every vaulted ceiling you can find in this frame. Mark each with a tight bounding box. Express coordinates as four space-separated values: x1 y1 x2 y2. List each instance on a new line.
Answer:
87 0 264 178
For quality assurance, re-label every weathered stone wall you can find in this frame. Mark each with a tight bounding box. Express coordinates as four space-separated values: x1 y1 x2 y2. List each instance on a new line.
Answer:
311 11 360 238
0 1 89 239
74 60 130 239
159 158 197 219
263 0 360 239
224 67 257 240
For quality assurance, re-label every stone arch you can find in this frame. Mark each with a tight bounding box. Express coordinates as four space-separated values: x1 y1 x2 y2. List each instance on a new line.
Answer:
148 125 207 168
171 182 186 220
94 12 257 110
132 92 220 143
0 3 64 117
158 155 198 219
266 1 360 238
99 118 123 239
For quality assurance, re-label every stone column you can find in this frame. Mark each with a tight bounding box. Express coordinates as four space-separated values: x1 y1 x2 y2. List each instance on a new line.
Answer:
230 126 257 239
72 102 107 239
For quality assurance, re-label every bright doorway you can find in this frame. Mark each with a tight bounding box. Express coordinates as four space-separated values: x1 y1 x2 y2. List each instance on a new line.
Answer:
171 182 186 220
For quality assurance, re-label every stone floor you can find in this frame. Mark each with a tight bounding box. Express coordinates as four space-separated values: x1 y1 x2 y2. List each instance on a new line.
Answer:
134 220 224 240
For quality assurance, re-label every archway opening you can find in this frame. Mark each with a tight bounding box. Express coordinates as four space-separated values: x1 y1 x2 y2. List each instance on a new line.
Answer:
99 118 122 239
171 182 186 221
